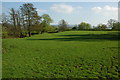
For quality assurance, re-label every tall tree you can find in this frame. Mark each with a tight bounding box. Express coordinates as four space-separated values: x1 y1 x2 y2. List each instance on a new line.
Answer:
78 22 91 30
9 8 17 35
58 19 68 32
20 3 40 37
107 19 117 28
40 14 53 34
112 22 120 30
97 24 107 30
42 14 53 25
16 10 21 27
9 8 24 37
16 10 24 37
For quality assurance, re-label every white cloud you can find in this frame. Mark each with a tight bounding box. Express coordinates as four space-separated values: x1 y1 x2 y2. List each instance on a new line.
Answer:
92 7 102 13
37 8 47 13
50 3 74 14
92 5 118 16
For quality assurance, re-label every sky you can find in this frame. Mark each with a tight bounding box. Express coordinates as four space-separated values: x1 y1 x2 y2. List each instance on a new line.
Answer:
2 2 118 26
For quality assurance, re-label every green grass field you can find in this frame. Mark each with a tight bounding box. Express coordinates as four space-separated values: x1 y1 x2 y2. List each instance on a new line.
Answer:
2 31 119 78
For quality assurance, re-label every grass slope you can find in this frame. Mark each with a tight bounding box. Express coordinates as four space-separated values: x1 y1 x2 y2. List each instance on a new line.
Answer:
2 31 119 78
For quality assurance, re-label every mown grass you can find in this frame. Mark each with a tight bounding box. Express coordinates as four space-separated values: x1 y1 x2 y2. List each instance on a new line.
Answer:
2 31 119 78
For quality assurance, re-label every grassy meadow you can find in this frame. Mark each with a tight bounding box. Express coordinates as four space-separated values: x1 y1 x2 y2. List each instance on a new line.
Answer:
2 31 119 78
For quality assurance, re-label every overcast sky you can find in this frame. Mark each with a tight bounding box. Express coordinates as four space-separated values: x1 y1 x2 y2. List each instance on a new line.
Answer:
2 2 118 26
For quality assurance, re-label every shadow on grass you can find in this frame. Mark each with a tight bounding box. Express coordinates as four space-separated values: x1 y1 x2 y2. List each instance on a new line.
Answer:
27 32 120 42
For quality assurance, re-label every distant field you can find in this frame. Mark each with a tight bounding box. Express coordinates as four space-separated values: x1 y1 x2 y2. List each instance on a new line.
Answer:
2 31 119 78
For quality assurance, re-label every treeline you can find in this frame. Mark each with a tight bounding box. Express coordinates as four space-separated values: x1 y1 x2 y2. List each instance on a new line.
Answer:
2 3 68 38
72 19 120 31
2 3 120 38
